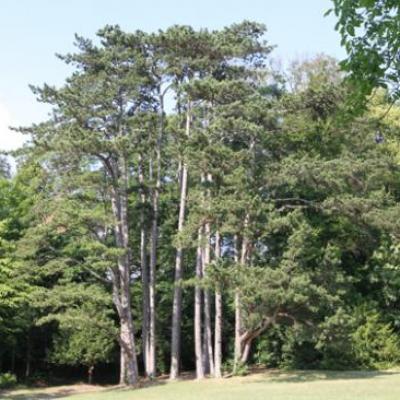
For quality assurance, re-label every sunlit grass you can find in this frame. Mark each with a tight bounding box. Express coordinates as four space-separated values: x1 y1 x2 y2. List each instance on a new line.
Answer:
3 370 400 400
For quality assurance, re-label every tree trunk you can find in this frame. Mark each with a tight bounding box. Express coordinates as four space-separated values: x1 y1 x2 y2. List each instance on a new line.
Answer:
119 348 127 385
119 312 139 386
147 91 164 378
25 331 31 378
170 101 191 379
110 157 139 386
88 365 94 385
214 230 222 378
236 221 250 369
121 186 139 385
139 156 150 375
148 188 157 378
202 219 214 376
238 317 276 364
195 228 205 379
240 340 252 364
10 347 15 373
233 235 241 372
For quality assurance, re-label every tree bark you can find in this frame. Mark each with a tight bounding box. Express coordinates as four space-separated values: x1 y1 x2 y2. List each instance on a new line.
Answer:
236 218 250 368
147 91 164 378
202 219 214 376
214 230 222 378
119 309 139 386
233 234 241 372
240 341 252 364
25 330 31 378
195 228 205 379
110 157 139 386
88 365 94 385
119 347 127 385
139 156 150 375
238 316 276 364
170 101 191 379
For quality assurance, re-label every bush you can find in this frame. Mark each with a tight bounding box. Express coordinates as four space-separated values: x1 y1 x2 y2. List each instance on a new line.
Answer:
317 307 359 370
352 309 400 369
254 306 400 371
222 359 249 376
254 326 285 368
0 373 17 389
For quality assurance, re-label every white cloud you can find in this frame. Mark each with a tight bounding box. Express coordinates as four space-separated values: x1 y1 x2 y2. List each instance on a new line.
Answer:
0 101 26 152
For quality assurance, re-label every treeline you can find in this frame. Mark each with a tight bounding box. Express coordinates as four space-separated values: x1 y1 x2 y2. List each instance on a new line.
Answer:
2 21 400 386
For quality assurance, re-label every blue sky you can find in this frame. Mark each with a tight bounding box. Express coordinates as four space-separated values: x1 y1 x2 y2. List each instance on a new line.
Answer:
0 0 344 151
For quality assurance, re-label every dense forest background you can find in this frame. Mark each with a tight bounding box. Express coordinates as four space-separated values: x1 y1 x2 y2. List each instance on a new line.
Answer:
2 14 400 387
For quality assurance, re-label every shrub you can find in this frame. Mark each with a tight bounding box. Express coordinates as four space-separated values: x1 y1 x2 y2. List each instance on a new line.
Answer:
0 373 17 389
222 359 249 376
352 309 400 369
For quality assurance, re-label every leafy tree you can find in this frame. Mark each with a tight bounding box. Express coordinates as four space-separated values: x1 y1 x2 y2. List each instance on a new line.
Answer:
44 286 116 384
331 0 400 103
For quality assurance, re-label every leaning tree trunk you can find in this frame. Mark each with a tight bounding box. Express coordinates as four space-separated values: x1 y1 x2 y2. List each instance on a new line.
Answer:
238 315 276 364
195 227 205 379
170 101 191 379
214 230 222 378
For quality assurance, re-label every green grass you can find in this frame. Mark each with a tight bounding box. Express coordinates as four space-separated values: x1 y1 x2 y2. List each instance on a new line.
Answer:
3 370 400 400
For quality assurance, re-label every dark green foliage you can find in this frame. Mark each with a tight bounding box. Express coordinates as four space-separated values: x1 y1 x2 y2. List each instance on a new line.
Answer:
352 307 400 369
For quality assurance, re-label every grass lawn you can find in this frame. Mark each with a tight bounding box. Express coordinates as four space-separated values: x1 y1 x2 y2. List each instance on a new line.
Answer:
2 370 400 400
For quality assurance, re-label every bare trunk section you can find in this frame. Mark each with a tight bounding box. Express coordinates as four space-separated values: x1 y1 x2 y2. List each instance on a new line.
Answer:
195 228 205 379
202 219 214 376
139 156 150 374
146 91 165 378
170 101 191 379
119 348 127 385
119 308 139 385
109 157 139 386
88 366 94 385
25 331 31 378
214 230 222 378
233 234 241 372
148 155 156 378
237 223 250 366
240 340 252 364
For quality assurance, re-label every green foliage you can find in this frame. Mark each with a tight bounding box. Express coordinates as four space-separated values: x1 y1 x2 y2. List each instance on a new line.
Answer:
331 0 400 106
317 307 358 370
0 373 17 389
222 360 249 376
352 307 400 369
4 18 400 383
50 326 114 369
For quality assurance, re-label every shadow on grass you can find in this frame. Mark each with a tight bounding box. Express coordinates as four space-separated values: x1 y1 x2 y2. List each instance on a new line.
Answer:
0 379 169 400
249 369 400 384
0 388 80 400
